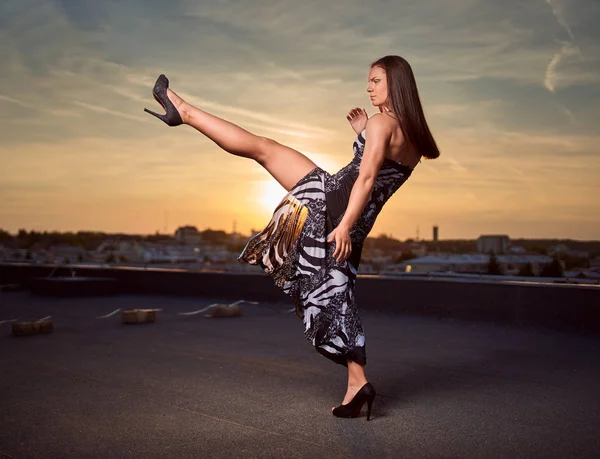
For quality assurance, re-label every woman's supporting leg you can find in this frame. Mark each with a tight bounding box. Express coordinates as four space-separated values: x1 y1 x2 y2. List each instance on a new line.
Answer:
166 89 318 191
342 360 369 405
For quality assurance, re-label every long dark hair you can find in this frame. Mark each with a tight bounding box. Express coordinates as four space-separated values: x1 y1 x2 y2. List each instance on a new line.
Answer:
371 55 440 159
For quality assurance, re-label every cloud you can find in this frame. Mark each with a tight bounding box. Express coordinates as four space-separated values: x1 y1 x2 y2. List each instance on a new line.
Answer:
545 0 575 41
1 0 600 238
542 0 596 95
544 43 582 92
0 94 34 109
559 106 578 124
72 100 148 122
174 91 336 138
0 93 80 118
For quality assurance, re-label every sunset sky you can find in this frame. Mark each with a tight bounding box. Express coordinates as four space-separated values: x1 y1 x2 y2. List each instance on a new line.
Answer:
1 0 599 240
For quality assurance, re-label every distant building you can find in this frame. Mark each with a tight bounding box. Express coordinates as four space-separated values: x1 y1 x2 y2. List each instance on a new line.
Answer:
410 242 428 257
361 246 404 265
228 232 243 244
398 253 552 275
433 226 439 242
477 235 510 254
95 240 146 263
548 244 589 259
198 244 236 264
138 243 199 264
50 245 88 263
175 226 202 244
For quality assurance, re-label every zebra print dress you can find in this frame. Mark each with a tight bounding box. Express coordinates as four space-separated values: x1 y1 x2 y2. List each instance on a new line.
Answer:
238 129 414 366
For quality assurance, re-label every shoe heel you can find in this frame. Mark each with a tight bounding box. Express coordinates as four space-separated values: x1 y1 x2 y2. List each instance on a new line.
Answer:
144 108 166 122
366 395 375 421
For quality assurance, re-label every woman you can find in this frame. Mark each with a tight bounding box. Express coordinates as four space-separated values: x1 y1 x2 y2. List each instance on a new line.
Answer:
144 55 440 421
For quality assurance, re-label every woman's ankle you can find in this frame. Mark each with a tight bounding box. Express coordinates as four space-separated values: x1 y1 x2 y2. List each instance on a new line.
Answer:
347 378 368 390
167 89 190 123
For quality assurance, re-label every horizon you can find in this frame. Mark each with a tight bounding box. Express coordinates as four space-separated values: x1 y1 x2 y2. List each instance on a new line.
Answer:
1 0 599 240
3 226 599 244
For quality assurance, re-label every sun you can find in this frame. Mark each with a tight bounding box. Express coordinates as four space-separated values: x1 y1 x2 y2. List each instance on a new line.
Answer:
257 180 287 214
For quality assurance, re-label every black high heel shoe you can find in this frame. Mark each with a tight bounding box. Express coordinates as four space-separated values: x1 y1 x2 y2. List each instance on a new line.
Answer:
332 382 376 421
143 74 183 126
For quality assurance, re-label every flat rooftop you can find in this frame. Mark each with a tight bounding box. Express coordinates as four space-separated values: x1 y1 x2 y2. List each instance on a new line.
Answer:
1 292 600 459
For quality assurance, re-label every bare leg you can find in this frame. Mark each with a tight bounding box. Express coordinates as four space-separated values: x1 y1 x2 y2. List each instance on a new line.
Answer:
333 360 369 410
166 89 318 191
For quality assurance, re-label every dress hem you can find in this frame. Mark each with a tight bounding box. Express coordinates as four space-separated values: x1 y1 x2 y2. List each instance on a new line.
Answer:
316 345 367 367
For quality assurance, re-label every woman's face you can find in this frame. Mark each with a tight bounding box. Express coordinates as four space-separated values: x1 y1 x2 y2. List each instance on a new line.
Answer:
367 66 388 109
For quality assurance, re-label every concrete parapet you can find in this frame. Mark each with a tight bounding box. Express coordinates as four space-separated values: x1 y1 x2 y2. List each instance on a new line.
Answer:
1 263 598 333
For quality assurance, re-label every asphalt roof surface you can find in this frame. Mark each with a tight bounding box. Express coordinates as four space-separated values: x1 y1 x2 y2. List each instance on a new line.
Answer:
1 292 599 459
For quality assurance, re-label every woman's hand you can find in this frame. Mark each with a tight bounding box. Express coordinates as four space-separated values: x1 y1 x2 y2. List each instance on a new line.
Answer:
347 107 368 135
327 225 352 263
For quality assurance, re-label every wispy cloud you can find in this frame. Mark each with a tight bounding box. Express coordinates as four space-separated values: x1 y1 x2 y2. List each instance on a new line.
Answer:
543 0 590 94
72 100 148 122
545 0 575 41
175 92 336 138
0 93 80 118
1 0 599 238
0 94 34 109
559 105 578 125
544 43 582 92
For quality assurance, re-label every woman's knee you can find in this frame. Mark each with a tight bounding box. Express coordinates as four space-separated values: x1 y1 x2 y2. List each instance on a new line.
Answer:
255 136 278 165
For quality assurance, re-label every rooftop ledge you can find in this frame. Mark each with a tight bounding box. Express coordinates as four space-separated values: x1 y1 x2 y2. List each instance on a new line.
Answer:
1 261 599 334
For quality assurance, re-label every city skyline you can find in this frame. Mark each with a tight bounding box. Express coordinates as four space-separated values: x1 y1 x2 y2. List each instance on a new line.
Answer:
1 0 599 240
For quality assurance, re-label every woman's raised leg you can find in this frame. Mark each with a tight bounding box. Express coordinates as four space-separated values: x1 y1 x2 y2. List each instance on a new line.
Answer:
163 88 318 191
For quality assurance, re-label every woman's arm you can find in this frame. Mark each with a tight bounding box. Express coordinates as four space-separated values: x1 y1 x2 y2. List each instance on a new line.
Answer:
328 114 391 262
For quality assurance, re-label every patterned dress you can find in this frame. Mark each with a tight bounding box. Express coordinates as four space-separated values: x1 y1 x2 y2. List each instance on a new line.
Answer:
238 129 414 366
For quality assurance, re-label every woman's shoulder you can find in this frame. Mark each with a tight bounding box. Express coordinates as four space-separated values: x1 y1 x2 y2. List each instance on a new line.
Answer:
367 112 387 124
365 113 396 139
